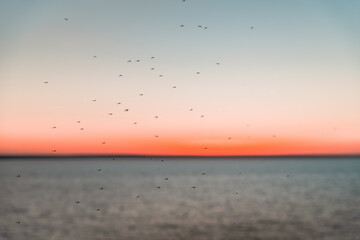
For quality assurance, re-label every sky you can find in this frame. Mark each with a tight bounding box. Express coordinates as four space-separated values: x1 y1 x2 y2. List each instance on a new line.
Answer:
0 0 359 156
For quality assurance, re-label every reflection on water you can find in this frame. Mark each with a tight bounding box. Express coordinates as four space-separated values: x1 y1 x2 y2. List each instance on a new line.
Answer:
1 157 360 240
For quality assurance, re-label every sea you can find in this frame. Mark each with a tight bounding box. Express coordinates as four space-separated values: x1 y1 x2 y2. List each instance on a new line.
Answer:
0 157 359 240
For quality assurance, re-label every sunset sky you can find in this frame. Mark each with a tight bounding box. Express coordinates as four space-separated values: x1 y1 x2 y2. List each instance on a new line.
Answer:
1 0 359 156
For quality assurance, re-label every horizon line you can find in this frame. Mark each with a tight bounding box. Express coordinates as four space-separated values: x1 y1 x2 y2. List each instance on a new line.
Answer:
1 154 360 159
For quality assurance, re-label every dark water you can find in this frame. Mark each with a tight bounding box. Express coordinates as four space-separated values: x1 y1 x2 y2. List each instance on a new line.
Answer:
0 157 360 240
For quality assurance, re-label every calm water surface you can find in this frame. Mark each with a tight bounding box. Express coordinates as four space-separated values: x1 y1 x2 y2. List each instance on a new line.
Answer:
0 157 360 240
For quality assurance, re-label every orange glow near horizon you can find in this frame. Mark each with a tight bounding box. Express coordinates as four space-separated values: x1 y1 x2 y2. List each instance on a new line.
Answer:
1 134 359 156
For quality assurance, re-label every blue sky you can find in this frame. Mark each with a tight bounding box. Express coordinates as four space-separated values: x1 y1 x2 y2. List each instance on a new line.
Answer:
1 0 359 155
